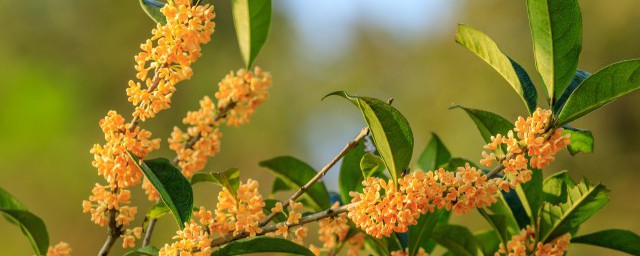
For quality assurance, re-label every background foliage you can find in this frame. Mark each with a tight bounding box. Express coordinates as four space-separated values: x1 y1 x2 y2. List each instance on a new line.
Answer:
0 0 639 255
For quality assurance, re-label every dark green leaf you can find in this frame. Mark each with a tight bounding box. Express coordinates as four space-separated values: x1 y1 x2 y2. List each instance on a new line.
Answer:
271 177 290 195
139 0 166 24
515 169 543 225
191 168 240 198
360 152 385 178
409 209 450 255
539 180 609 242
128 153 193 229
259 156 330 211
451 106 514 144
0 187 27 211
417 133 451 171
232 0 272 67
339 140 366 203
325 91 414 183
211 236 314 256
0 209 49 255
474 229 501 256
542 170 575 205
572 229 640 255
123 246 160 256
482 196 520 245
365 235 391 256
557 60 640 125
563 127 594 155
526 0 582 102
430 224 479 256
455 24 537 113
553 70 590 113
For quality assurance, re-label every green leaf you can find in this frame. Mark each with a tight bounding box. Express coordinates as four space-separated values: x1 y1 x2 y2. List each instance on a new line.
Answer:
481 196 520 245
325 91 414 183
0 209 49 255
572 229 640 255
430 224 479 256
474 229 501 256
557 60 640 125
139 0 166 25
526 0 582 102
542 171 575 205
232 0 272 68
142 202 170 231
191 168 240 198
451 106 514 143
128 153 194 229
259 156 330 211
360 152 385 178
339 140 366 203
455 24 538 113
563 127 594 155
417 133 451 171
553 70 590 114
365 235 391 256
123 246 160 256
539 180 609 242
0 187 49 255
211 236 314 256
515 169 543 225
271 177 290 195
408 209 450 255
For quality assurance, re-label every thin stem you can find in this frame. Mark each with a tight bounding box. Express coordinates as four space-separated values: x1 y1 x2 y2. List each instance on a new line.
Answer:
260 126 369 226
141 218 157 247
98 209 124 256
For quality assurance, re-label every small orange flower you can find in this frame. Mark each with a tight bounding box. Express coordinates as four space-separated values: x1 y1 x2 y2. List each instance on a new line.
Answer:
47 242 71 256
496 226 570 256
210 179 266 237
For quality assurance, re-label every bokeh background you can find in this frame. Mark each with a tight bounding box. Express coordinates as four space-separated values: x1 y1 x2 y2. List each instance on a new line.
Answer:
1 0 639 255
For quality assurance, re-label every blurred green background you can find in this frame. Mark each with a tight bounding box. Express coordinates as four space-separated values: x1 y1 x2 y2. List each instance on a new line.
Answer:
1 0 639 255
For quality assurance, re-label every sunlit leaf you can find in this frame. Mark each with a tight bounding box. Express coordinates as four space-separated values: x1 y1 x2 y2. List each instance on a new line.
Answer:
191 168 240 198
123 246 159 256
553 70 590 113
526 0 582 102
232 0 272 67
557 60 640 125
360 152 385 178
0 187 49 255
325 91 414 183
456 24 537 113
128 153 193 229
451 106 514 144
572 229 640 255
515 169 543 225
139 0 166 24
542 170 575 205
563 126 594 155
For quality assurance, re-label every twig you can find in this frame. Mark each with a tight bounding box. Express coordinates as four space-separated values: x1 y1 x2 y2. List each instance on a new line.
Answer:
98 209 124 256
260 126 369 226
141 218 157 247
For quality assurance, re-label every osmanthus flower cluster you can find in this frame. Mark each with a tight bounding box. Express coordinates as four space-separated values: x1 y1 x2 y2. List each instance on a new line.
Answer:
269 200 308 244
167 67 272 181
46 242 72 256
127 0 216 121
308 202 366 256
84 0 216 250
496 226 570 256
159 179 267 255
390 248 429 256
480 108 571 190
348 108 570 239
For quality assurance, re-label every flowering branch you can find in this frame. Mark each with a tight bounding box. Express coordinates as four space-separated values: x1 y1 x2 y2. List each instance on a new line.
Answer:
98 209 124 256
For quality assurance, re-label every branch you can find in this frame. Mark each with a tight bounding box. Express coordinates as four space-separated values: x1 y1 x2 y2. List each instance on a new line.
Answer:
260 126 369 226
98 209 124 256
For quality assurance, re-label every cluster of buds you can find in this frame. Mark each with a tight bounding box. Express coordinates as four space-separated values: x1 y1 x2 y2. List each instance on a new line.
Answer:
269 200 307 244
349 164 500 238
46 242 71 256
496 226 570 256
481 108 570 190
168 67 271 182
127 0 216 121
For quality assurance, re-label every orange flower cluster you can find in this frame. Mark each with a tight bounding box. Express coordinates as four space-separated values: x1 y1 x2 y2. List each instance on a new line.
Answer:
46 242 71 256
122 227 143 248
159 221 213 256
127 0 215 121
317 204 350 250
390 248 429 256
168 96 222 178
481 108 570 190
215 67 272 127
496 226 570 256
348 164 500 238
90 111 160 188
85 111 158 228
82 184 137 227
168 67 271 180
210 179 266 237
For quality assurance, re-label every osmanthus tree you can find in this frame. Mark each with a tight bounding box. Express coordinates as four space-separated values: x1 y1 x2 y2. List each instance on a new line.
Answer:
2 0 640 255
